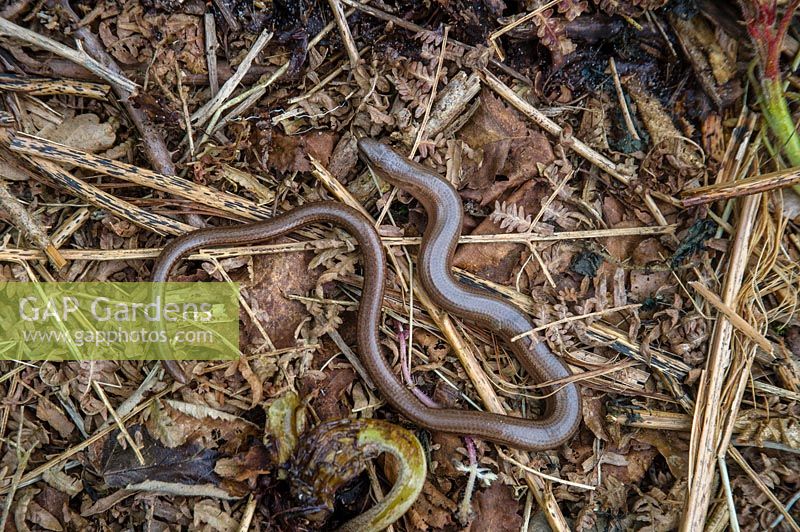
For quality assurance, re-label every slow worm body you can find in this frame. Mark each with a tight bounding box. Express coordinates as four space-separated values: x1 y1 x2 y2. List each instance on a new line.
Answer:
357 139 581 449
151 140 582 451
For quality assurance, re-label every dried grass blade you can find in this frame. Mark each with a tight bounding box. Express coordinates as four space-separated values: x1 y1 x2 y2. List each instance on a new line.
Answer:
10 133 271 221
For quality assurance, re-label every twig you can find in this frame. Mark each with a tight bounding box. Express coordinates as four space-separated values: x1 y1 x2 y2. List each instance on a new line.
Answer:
0 178 65 268
24 155 193 236
479 68 631 185
9 133 273 221
204 13 219 97
328 329 376 390
211 0 240 31
0 410 33 532
717 455 740 532
236 495 258 532
0 73 109 98
486 0 559 61
689 281 773 354
191 29 273 126
682 164 800 206
496 449 595 490
328 0 360 70
175 64 194 156
609 57 640 141
0 240 345 263
91 381 144 465
0 16 136 93
511 304 641 342
58 0 176 175
309 155 373 219
0 221 675 263
682 193 760 531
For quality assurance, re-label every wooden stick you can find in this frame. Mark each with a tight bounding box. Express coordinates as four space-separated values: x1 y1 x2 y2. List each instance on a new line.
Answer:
0 240 344 263
0 17 136 93
50 207 91 248
0 179 65 269
682 193 759 531
204 13 220 97
0 73 109 98
9 132 272 221
191 29 273 126
682 165 800 206
24 155 193 236
328 0 361 70
689 281 773 354
479 68 631 186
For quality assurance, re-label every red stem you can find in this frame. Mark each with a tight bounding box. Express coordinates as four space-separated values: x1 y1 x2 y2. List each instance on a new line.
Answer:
766 0 800 79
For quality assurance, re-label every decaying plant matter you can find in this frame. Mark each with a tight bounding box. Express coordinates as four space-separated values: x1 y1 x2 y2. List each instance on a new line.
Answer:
1 0 800 530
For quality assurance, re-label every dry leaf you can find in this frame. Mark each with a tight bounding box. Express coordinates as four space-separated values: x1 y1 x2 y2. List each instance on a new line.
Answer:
38 114 116 155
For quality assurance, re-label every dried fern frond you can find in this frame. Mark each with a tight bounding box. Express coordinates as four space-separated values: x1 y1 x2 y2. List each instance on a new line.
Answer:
490 201 535 233
558 0 590 21
594 0 668 16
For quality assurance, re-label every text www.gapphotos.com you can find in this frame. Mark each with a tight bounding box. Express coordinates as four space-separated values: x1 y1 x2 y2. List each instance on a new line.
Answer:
22 328 215 348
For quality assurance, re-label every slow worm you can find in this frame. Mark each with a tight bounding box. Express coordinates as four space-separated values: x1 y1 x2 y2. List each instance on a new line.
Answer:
151 140 582 450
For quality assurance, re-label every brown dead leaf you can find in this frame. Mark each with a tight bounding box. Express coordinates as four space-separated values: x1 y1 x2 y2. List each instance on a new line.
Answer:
308 368 356 422
98 3 144 65
214 443 273 483
241 249 320 349
458 92 554 205
453 180 539 283
636 430 689 479
237 355 263 408
27 500 62 531
42 468 82 497
581 392 609 442
736 411 800 450
414 329 451 364
600 445 658 485
192 499 239 531
596 475 627 514
80 489 136 517
98 2 205 75
38 114 116 155
327 132 360 181
407 481 456 530
35 397 75 439
468 483 522 532
150 400 260 451
33 486 69 532
431 430 464 480
269 131 336 173
629 238 671 301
